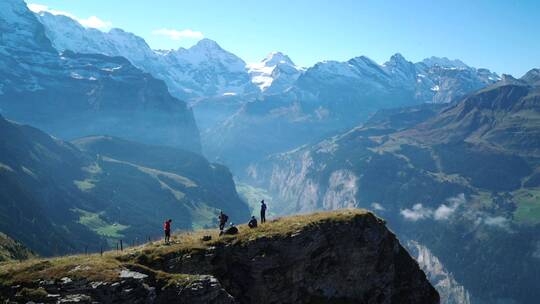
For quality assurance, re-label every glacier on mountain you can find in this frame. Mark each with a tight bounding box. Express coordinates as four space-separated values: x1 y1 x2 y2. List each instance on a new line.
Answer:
247 51 303 92
34 10 257 100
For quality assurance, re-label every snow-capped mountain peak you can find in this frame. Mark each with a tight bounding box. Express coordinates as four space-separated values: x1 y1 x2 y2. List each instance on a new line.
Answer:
0 0 55 52
262 51 295 67
35 11 157 66
421 56 469 69
385 53 410 66
248 51 302 92
191 38 222 51
33 12 256 99
170 38 246 73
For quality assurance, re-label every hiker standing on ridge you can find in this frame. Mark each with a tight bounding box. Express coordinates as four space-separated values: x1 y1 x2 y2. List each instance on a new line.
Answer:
164 219 172 244
218 211 229 235
260 200 267 223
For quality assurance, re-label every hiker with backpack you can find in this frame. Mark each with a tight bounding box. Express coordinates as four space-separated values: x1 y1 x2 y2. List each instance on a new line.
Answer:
164 219 172 244
260 200 267 223
218 211 229 235
248 216 258 228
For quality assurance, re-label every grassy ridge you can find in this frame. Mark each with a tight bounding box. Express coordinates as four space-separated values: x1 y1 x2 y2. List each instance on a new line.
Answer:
0 209 371 286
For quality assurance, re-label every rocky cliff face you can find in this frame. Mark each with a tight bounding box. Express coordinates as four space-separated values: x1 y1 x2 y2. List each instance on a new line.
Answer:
406 241 471 304
0 210 439 304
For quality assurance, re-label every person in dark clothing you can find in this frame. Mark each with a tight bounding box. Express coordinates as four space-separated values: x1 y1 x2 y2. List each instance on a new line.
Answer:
248 216 258 228
164 219 172 244
260 200 267 223
218 211 229 234
224 223 239 235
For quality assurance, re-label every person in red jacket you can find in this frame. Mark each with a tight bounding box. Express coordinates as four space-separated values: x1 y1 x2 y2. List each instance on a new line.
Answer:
164 219 172 244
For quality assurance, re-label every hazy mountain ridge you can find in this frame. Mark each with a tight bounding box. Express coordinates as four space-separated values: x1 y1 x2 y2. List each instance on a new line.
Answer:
31 8 504 173
34 7 500 106
0 114 249 256
247 77 540 303
203 53 500 172
0 0 201 153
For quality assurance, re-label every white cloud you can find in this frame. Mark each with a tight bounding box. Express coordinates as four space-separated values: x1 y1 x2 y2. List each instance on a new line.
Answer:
152 28 204 40
28 3 112 30
433 204 456 220
78 16 112 29
28 4 49 13
401 203 432 221
400 193 514 232
401 193 465 221
483 216 510 229
433 194 464 220
371 202 386 211
446 193 466 205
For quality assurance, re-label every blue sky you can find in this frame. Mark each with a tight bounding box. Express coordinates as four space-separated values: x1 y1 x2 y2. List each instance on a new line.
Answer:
27 0 539 76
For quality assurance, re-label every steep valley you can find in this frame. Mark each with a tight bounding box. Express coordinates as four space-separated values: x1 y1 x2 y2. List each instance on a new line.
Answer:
247 77 540 303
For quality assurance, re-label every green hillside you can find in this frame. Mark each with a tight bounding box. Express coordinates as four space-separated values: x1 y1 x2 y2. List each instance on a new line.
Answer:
0 117 250 256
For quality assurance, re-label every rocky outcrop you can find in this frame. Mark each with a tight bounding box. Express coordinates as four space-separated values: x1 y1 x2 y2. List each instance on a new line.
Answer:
0 210 439 304
1 272 235 304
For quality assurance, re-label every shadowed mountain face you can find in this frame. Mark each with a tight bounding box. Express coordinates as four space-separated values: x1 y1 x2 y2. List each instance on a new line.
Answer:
0 115 249 256
0 0 200 153
247 78 540 303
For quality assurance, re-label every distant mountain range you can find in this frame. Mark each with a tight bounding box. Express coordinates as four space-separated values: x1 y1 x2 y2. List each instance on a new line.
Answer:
22 3 509 175
34 8 501 105
203 53 502 172
0 0 200 153
36 11 259 101
247 74 540 303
